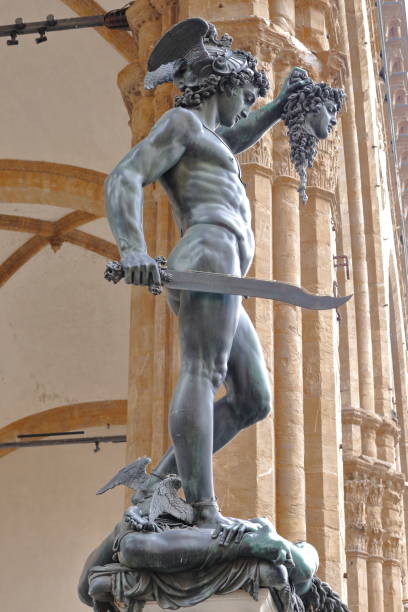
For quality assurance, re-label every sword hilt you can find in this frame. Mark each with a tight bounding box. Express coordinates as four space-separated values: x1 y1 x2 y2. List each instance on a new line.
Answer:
104 256 172 295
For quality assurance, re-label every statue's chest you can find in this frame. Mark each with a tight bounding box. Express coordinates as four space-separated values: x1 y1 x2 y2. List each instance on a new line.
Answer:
192 129 240 176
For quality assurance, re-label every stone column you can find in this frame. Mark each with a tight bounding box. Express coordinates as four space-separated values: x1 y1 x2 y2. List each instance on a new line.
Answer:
344 0 393 425
268 0 295 35
337 0 377 459
213 21 279 521
300 181 343 590
366 481 385 612
382 479 404 611
367 546 384 612
336 141 363 458
272 52 306 542
121 2 179 472
344 477 369 612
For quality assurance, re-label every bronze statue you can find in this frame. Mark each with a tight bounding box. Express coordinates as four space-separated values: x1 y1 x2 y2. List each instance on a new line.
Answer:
103 17 344 531
80 18 348 612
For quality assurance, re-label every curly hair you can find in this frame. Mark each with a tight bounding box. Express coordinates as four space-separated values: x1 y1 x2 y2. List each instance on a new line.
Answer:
281 77 345 202
300 576 351 611
174 50 269 109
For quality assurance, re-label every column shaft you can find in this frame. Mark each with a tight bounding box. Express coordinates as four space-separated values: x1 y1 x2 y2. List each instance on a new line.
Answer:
268 0 295 35
214 166 275 520
338 0 376 433
367 557 384 612
301 188 342 591
346 554 369 612
273 177 306 541
344 0 393 422
123 4 179 474
383 561 403 611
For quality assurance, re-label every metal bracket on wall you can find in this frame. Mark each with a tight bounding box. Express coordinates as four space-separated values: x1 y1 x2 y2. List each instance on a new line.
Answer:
0 3 134 46
0 435 126 451
333 255 350 280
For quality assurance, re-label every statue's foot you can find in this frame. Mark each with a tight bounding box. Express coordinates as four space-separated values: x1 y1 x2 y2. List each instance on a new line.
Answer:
192 500 258 545
192 499 223 528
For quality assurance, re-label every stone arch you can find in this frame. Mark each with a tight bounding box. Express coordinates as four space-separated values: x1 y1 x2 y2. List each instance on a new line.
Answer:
391 54 404 73
0 160 119 287
399 121 408 136
394 89 407 105
401 151 408 165
0 400 127 459
0 159 106 216
387 18 402 39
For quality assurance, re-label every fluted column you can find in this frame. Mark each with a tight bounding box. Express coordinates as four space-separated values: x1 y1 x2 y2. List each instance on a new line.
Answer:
337 0 378 459
366 482 385 612
336 144 363 461
269 0 295 35
382 479 404 611
272 52 306 542
300 180 343 591
344 0 393 428
213 22 279 521
122 2 179 471
344 477 369 612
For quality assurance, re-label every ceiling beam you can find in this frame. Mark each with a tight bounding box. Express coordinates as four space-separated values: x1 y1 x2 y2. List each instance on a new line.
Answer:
63 229 119 259
0 211 96 236
59 0 136 62
0 399 127 458
0 214 54 235
0 210 115 287
0 160 106 217
0 235 49 288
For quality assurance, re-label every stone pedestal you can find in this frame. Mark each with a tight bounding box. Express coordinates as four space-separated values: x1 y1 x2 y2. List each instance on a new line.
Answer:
145 590 278 611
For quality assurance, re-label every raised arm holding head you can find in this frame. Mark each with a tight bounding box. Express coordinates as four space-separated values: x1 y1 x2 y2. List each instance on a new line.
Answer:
217 68 309 154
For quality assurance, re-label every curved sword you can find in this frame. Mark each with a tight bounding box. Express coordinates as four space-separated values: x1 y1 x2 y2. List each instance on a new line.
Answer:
104 259 352 311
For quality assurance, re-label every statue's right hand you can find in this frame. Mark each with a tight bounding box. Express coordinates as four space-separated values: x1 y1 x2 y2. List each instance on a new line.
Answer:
120 251 161 287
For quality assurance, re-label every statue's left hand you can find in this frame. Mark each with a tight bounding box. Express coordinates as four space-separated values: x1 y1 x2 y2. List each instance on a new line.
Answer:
276 67 310 112
124 505 159 533
211 517 258 546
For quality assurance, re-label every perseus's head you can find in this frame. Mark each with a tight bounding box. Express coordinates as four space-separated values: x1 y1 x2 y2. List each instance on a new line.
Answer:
144 19 269 123
281 69 345 202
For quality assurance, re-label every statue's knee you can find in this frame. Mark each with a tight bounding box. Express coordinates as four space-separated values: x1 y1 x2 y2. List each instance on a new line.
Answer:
257 394 272 421
118 533 147 568
118 535 136 567
242 389 271 427
259 562 288 589
88 576 112 601
78 578 93 606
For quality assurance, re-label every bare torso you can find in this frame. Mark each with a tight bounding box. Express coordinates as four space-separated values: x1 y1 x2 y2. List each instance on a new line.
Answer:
160 114 254 276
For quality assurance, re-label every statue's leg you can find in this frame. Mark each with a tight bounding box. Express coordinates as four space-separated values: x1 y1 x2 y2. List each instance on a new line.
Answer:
169 287 241 506
153 305 271 476
78 522 122 606
157 224 242 509
89 576 114 601
118 529 237 571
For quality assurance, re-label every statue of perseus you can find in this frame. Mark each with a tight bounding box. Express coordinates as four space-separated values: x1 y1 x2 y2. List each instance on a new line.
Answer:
79 18 349 612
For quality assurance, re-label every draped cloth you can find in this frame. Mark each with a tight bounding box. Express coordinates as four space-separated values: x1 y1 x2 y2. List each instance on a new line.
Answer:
89 558 261 610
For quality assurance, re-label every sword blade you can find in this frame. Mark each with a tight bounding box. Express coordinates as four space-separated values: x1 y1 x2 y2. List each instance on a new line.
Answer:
163 269 352 311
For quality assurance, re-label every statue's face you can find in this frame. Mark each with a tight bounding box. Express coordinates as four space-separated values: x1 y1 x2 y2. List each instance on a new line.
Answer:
217 82 258 127
304 99 338 139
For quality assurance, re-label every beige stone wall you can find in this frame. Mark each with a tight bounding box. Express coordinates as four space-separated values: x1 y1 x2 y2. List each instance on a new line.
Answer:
0 2 133 610
1 0 408 610
0 425 126 612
